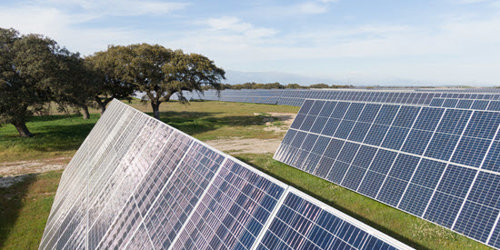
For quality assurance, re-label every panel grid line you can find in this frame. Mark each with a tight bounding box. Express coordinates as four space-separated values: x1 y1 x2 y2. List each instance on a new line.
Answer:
451 123 500 230
167 157 228 250
121 140 195 250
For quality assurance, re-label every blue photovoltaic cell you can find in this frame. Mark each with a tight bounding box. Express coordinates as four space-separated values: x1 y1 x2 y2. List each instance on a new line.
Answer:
334 120 355 139
257 192 399 250
327 161 350 184
321 117 341 136
424 133 460 161
375 105 399 125
424 192 465 228
331 102 350 119
472 100 489 110
467 172 500 210
464 112 500 139
443 98 458 108
337 142 360 164
413 107 443 131
451 136 491 167
490 225 500 248
349 122 371 142
410 159 446 189
489 101 500 111
352 146 378 168
387 154 420 182
436 109 471 135
392 106 419 128
381 127 409 150
310 136 330 155
310 117 328 133
436 165 477 198
457 99 473 109
358 104 381 122
483 141 500 172
398 185 434 216
454 201 498 243
364 124 389 146
318 101 337 117
342 165 368 190
358 171 386 198
344 103 364 121
401 129 432 155
322 139 344 159
274 98 500 248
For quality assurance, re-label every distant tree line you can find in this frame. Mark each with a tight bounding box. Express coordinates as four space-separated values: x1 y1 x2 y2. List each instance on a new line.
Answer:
212 82 353 90
1 28 225 137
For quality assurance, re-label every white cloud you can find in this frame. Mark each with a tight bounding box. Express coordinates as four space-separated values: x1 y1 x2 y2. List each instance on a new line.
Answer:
204 17 277 38
35 0 189 16
1 0 500 85
296 2 329 14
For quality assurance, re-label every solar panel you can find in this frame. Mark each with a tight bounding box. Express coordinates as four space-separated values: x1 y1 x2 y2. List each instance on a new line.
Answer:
274 99 500 248
170 89 500 108
40 99 410 250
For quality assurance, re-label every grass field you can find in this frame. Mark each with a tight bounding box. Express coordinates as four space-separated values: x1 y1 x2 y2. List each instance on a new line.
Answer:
0 100 490 249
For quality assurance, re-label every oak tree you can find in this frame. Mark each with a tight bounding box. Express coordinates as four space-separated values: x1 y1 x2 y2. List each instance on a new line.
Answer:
0 28 62 137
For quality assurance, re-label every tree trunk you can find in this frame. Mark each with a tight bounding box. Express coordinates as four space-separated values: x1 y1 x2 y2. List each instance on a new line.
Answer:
12 120 33 137
95 96 107 115
99 102 106 115
81 105 90 119
151 102 161 119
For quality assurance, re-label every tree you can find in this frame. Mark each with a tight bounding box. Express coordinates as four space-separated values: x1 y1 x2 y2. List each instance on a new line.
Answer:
310 83 329 89
285 83 304 89
118 44 225 119
0 28 62 137
86 46 136 114
51 50 98 119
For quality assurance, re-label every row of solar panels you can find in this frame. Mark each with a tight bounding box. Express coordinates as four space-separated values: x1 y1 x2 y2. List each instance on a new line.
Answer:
171 89 500 111
274 99 500 249
39 100 411 250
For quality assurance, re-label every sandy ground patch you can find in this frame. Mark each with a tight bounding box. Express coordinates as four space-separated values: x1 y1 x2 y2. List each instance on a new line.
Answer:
206 138 283 154
0 157 70 188
0 157 70 177
206 112 296 154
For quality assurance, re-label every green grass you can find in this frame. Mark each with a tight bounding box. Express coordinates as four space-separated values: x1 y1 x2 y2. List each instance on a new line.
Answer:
0 100 491 249
0 101 298 162
0 171 61 249
0 114 99 162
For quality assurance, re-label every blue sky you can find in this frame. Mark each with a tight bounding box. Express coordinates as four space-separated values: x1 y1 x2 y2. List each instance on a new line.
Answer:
1 0 500 86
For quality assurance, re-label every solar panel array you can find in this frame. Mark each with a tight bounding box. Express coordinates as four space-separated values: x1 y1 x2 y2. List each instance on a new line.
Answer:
170 89 500 108
39 99 410 250
274 99 500 248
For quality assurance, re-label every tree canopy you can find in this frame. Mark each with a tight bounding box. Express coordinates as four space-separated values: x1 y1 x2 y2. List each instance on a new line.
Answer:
0 28 64 136
104 43 226 119
86 46 136 114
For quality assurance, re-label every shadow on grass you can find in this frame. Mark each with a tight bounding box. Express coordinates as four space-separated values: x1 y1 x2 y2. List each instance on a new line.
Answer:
234 156 430 250
0 122 96 153
144 111 271 136
0 174 38 248
29 114 84 122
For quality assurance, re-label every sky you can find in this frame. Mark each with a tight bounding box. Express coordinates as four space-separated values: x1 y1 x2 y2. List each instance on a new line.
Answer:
1 0 500 86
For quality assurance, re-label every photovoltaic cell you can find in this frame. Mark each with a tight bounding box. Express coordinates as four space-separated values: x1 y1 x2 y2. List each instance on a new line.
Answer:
275 99 500 248
40 99 409 250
